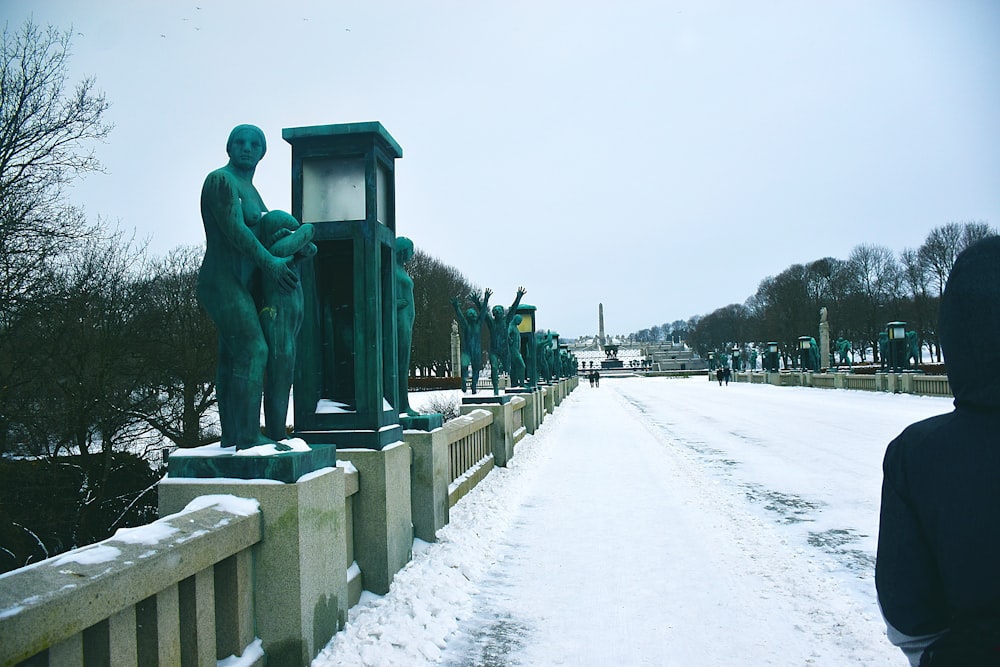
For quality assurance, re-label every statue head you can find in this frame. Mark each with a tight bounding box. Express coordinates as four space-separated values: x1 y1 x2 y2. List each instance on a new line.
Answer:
226 124 266 170
512 314 522 328
395 236 414 263
466 308 478 321
492 305 505 319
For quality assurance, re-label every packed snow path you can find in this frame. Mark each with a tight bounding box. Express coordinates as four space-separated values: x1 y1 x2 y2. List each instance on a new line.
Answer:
315 377 952 666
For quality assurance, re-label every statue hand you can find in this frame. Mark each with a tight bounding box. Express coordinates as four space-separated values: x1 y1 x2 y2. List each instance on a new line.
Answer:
517 286 526 296
484 287 493 299
266 255 299 294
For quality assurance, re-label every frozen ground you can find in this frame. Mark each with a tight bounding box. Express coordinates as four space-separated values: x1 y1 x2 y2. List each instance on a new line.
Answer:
313 376 952 666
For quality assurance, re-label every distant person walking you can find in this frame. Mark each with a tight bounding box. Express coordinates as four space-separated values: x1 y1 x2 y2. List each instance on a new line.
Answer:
589 371 595 388
593 370 600 388
723 367 731 386
876 237 1000 667
716 367 724 386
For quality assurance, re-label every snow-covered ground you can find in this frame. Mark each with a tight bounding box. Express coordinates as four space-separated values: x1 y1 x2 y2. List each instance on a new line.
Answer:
313 376 952 666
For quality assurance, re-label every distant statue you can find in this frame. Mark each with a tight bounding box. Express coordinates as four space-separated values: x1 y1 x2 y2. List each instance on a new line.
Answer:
749 349 758 371
394 237 416 414
905 330 921 368
878 331 890 370
256 210 316 440
820 307 828 324
507 314 526 386
451 290 490 393
807 336 821 371
198 124 299 450
836 337 852 368
536 331 553 381
474 286 525 394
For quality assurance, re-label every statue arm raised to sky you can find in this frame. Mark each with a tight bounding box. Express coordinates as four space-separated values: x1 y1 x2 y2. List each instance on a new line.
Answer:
197 124 299 450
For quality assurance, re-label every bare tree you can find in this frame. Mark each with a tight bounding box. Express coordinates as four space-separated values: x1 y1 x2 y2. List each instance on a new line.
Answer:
129 246 219 449
0 20 112 327
844 244 903 362
408 248 476 376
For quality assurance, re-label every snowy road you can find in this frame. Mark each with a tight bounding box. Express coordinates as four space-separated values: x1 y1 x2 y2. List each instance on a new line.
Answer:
315 377 953 667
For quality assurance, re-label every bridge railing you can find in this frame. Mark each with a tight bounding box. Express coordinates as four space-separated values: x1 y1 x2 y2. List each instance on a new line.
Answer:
0 498 262 667
731 370 950 397
912 374 951 397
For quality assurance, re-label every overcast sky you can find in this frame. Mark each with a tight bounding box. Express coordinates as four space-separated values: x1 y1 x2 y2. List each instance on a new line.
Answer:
6 0 999 338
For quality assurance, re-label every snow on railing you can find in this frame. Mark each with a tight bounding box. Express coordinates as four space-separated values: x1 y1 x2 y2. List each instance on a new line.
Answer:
0 496 261 666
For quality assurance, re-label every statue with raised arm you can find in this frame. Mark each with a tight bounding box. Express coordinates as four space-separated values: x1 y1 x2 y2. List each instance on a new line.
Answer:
256 210 316 440
477 286 526 394
451 290 490 393
507 314 526 387
395 237 416 414
198 124 299 450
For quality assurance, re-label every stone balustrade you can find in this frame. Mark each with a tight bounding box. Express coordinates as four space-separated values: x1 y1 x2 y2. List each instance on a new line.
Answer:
728 370 951 397
0 499 262 666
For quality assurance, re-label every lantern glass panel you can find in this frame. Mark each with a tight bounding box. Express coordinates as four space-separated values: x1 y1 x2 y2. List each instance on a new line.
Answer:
517 313 533 333
302 158 365 222
376 162 390 225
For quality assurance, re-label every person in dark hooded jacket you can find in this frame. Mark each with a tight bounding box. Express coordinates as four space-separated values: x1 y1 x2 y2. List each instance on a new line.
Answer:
875 236 1000 666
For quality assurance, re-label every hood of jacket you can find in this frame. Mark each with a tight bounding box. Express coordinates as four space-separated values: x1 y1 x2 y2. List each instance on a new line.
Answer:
939 236 1000 410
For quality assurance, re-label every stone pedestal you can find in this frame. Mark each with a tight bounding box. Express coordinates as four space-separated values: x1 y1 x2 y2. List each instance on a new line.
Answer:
336 443 412 595
506 388 540 434
542 384 555 415
404 428 449 542
159 467 347 667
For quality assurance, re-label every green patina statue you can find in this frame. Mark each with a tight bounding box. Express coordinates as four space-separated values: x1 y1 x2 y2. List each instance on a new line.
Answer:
836 337 852 368
256 210 316 440
804 336 821 371
475 286 526 395
878 331 890 369
451 290 490 393
395 237 416 414
507 314 526 386
198 124 303 450
905 330 921 368
536 331 553 381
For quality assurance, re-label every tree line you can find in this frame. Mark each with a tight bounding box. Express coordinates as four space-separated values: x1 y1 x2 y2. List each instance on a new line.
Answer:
631 222 995 366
